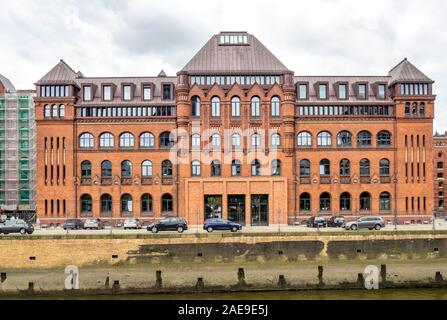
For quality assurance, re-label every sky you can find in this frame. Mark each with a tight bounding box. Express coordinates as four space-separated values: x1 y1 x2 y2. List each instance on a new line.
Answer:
0 0 446 132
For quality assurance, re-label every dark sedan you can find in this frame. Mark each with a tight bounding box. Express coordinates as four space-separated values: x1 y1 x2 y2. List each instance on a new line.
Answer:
0 219 34 235
327 216 345 227
63 219 84 230
306 216 327 228
147 217 188 233
203 218 242 232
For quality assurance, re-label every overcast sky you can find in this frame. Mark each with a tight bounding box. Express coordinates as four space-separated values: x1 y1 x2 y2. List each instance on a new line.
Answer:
1 0 446 132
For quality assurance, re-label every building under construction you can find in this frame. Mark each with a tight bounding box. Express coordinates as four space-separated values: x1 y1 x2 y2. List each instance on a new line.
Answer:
0 74 36 220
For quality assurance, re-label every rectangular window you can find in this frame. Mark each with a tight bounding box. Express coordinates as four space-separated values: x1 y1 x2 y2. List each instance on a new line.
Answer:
83 86 91 101
299 84 307 99
378 84 386 99
123 85 131 101
339 84 347 99
163 84 171 100
103 85 112 101
143 85 151 100
319 84 327 99
358 84 367 99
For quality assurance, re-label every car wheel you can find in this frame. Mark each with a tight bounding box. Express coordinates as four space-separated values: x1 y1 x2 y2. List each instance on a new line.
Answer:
374 224 381 230
151 227 158 233
207 227 213 233
20 228 26 235
231 226 238 232
177 226 184 233
350 224 358 231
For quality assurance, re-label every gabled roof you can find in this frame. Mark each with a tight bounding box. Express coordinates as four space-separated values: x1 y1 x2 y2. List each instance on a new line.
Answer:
180 32 290 75
388 58 433 85
0 74 16 93
36 59 81 86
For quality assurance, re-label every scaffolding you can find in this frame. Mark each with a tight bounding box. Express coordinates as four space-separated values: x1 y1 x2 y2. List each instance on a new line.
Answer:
0 84 36 217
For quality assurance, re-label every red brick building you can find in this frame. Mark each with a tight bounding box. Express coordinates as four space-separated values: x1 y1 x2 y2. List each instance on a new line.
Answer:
434 132 447 217
34 31 436 226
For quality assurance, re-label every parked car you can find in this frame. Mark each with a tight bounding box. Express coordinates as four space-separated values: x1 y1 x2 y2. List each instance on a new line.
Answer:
327 216 345 227
344 216 385 231
203 218 242 232
123 218 142 230
306 216 327 228
83 218 105 230
147 217 188 233
0 218 34 235
63 219 84 230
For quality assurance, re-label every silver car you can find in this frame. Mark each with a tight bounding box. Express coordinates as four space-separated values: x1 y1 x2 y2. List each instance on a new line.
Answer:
123 218 142 230
83 218 105 230
344 216 385 231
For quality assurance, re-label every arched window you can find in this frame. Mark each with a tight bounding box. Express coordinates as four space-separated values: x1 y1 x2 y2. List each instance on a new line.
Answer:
141 194 153 213
162 193 173 212
357 131 372 147
80 194 92 213
360 158 370 176
191 160 201 176
211 96 220 117
271 133 281 147
79 133 94 148
251 96 260 117
300 159 310 176
340 192 351 211
271 96 280 116
121 194 133 213
251 159 261 176
231 96 240 116
272 159 281 176
121 160 132 177
191 134 201 148
191 96 200 116
232 160 241 176
141 160 153 177
81 160 91 177
101 194 112 214
297 131 312 147
319 159 330 176
337 131 352 147
59 105 65 118
379 192 391 210
231 133 241 148
317 131 332 147
140 132 154 148
162 160 173 177
404 102 410 115
211 134 221 147
120 132 134 148
211 160 221 176
99 133 114 148
320 192 331 211
412 102 418 115
44 105 51 118
377 131 391 146
380 158 390 176
299 193 311 211
340 159 350 176
251 133 261 147
160 131 174 148
360 192 371 210
52 104 58 118
419 102 425 116
101 160 112 177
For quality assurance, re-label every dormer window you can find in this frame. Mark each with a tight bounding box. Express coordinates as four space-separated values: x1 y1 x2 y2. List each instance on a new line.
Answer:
319 84 327 99
378 84 386 99
123 85 132 101
143 85 152 100
163 84 171 100
298 84 308 99
358 84 367 99
103 85 112 101
338 83 347 99
83 85 92 101
219 34 248 45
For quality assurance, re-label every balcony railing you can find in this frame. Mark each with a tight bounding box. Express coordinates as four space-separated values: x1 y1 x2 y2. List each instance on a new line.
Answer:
340 176 351 184
380 176 391 184
320 176 331 184
141 177 154 185
162 177 174 185
101 177 112 186
121 177 132 185
80 177 92 186
300 177 311 184
360 176 371 184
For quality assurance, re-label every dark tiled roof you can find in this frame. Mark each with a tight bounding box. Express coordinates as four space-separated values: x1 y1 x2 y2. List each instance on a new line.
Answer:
0 74 16 93
180 32 290 74
36 59 80 86
388 58 433 85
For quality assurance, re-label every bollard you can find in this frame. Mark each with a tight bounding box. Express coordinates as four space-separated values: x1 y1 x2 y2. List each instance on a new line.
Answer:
155 270 162 288
380 265 387 285
196 277 204 290
105 276 110 288
318 266 324 286
278 275 286 287
28 282 34 293
0 272 6 283
357 273 365 286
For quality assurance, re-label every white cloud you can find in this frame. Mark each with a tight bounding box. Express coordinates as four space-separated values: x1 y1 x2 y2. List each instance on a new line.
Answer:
0 0 446 131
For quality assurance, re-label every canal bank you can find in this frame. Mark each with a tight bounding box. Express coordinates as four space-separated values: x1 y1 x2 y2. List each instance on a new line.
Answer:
1 231 447 296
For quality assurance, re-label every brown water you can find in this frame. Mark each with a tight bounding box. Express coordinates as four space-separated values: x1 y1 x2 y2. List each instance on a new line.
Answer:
7 288 447 300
